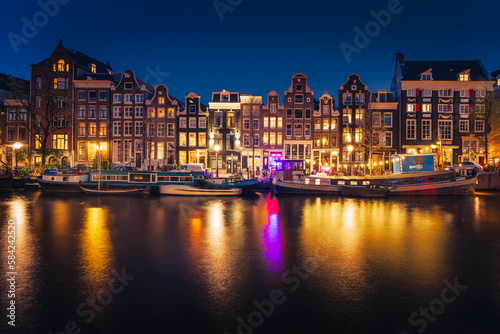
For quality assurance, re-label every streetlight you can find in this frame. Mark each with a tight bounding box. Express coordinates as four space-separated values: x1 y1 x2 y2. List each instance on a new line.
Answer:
13 142 22 172
95 144 102 190
214 144 220 177
347 145 353 175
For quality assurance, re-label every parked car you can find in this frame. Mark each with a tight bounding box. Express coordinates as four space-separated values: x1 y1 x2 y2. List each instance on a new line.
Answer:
448 161 483 171
111 166 138 171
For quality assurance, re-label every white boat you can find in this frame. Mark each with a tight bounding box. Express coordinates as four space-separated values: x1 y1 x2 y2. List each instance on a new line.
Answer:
159 179 242 196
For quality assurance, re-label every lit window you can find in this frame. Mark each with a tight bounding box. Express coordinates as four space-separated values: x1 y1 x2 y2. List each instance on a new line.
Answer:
158 108 165 118
179 117 187 128
91 64 96 73
459 73 470 81
52 134 68 149
422 104 431 113
199 133 206 146
57 59 66 72
323 119 329 130
159 97 165 104
422 120 432 140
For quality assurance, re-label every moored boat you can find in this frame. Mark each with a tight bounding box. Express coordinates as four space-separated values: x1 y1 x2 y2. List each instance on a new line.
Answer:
159 179 242 196
341 185 389 198
205 177 261 192
80 185 146 195
38 173 90 193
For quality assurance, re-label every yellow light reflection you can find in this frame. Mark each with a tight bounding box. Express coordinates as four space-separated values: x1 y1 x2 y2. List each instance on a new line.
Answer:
80 207 115 294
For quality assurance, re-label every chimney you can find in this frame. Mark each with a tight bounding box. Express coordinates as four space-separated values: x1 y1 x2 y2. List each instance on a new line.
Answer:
58 39 63 45
396 52 405 65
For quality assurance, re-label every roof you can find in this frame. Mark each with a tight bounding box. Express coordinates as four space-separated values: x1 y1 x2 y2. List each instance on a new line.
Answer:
400 60 491 81
491 69 500 78
76 73 121 83
0 73 29 95
64 47 113 74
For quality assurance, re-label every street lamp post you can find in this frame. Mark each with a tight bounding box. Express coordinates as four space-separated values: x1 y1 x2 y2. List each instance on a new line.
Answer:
13 142 22 173
214 144 220 177
347 145 353 175
95 144 102 190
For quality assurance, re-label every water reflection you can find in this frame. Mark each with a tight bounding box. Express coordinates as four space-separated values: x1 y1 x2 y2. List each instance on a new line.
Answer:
261 197 283 273
79 207 115 294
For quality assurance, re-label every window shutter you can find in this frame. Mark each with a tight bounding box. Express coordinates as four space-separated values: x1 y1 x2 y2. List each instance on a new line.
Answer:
448 89 452 96
416 89 420 96
448 104 451 112
469 89 475 97
416 104 421 112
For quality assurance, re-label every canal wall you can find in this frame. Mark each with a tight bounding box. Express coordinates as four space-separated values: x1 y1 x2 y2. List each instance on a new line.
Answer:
477 172 500 190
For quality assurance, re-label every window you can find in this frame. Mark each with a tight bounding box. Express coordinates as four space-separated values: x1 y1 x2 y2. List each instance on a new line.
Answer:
179 117 187 128
124 82 133 90
422 89 432 97
122 107 131 118
158 108 165 118
136 94 144 103
89 122 96 136
189 118 197 128
385 132 392 147
168 108 175 118
135 122 143 136
179 133 187 146
343 93 352 105
407 89 416 97
476 90 486 97
189 133 196 147
278 117 283 128
331 119 337 130
421 74 432 81
148 124 155 137
384 113 392 127
269 117 276 128
77 141 86 161
459 73 470 81
78 91 86 101
438 90 453 97
379 93 387 102
7 127 15 141
314 119 321 130
270 104 276 113
407 104 416 112
355 109 364 123
323 119 329 130
18 109 26 121
407 120 416 140
34 96 41 108
189 105 196 113
91 64 96 73
305 124 310 136
113 94 122 103
253 119 259 130
270 133 276 145
422 120 431 140
372 112 381 127
277 133 282 145
57 59 67 72
459 120 469 132
286 108 292 119
113 122 122 136
331 133 337 146
52 134 68 149
343 110 352 124
88 106 96 118
286 124 292 136
294 124 303 137
355 93 365 105
35 77 42 89
263 133 269 145
215 112 223 127
53 77 68 90
343 128 351 143
460 105 469 114
124 121 132 136
438 104 453 113
355 128 363 143
199 133 206 147
294 109 303 119
460 90 470 97
99 106 107 119
227 113 235 127
438 120 452 140
124 139 133 162
295 95 303 103
99 91 107 101
263 117 269 128
243 105 250 115
322 133 329 147
159 97 165 104
100 123 107 136
475 104 485 113
78 123 86 136
163 123 172 138
135 107 143 118
305 109 311 119
125 94 133 104
253 134 259 146
296 84 302 91
88 92 96 103
422 104 431 113
475 120 485 132
52 116 67 128
78 106 86 118
243 134 250 147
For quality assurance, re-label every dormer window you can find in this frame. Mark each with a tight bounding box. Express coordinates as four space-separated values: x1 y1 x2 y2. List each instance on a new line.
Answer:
421 74 432 81
91 64 96 73
459 74 470 81
124 82 133 90
379 93 387 102
222 94 229 102
55 59 68 72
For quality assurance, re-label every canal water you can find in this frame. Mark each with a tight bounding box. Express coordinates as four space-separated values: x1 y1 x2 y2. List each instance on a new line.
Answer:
1 191 500 334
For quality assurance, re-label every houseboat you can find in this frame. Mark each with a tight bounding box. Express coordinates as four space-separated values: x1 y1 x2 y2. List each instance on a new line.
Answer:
159 179 242 196
273 154 478 196
38 173 90 193
205 177 261 192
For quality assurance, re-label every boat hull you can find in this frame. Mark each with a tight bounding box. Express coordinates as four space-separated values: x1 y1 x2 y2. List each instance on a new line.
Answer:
388 177 477 196
159 184 242 196
0 174 13 190
38 174 89 193
80 186 146 195
341 186 389 198
273 180 341 195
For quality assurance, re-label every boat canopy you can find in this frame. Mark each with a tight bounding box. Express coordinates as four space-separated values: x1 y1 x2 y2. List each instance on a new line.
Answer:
393 154 436 174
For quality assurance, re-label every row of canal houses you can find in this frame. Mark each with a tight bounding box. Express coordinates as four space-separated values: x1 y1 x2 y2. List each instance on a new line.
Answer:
1 40 496 174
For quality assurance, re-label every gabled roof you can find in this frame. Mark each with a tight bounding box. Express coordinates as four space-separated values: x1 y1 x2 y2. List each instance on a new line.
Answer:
400 60 491 81
64 48 113 73
0 73 29 95
490 69 500 78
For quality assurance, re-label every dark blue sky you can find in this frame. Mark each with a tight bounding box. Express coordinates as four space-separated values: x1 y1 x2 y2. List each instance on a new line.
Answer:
2 0 499 104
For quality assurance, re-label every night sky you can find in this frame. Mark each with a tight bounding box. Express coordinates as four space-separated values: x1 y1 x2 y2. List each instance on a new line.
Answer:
2 0 499 104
